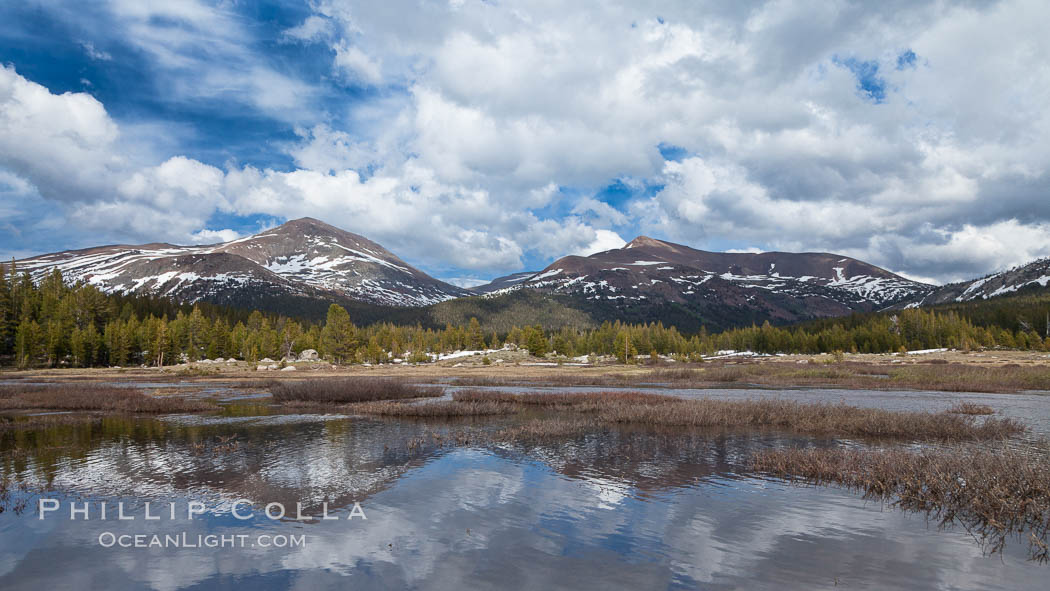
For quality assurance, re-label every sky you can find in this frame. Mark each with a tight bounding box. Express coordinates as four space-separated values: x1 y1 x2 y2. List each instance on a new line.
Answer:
1 0 1048 287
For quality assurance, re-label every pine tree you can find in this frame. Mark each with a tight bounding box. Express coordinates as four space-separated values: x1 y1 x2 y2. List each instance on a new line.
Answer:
0 261 11 354
523 325 548 357
15 315 42 368
467 317 485 350
615 329 637 364
321 304 356 363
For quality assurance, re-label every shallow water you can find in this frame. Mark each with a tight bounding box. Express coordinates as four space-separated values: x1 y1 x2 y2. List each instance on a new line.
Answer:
443 384 1050 437
1 392 1047 590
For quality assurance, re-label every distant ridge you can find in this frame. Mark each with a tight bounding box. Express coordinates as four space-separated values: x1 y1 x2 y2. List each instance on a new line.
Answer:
16 217 469 307
473 235 934 326
17 221 963 329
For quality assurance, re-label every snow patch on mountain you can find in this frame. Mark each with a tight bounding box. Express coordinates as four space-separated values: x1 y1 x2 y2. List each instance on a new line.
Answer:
16 218 466 307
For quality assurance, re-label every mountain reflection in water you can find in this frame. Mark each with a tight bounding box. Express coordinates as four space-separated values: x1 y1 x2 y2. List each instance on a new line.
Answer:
0 409 1045 590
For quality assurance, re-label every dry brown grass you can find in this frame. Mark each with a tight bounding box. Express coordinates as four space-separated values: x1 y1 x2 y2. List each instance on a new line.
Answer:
448 390 1023 441
450 374 641 388
270 377 443 403
751 446 1050 561
0 385 214 413
489 417 599 442
449 362 1050 393
0 413 99 431
452 389 677 408
649 362 1050 393
948 402 996 415
598 397 1023 441
350 400 515 417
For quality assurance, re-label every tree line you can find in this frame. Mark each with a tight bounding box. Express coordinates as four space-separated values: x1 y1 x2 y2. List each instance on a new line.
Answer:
2 263 1050 368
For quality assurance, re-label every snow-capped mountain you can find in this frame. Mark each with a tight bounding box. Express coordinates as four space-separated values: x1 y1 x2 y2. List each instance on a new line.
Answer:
16 218 468 307
17 221 941 327
911 258 1050 306
468 272 538 295
481 236 933 324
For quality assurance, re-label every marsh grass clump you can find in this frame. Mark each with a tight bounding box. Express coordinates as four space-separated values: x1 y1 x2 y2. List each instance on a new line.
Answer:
270 378 443 404
647 367 705 382
948 402 996 415
452 389 677 409
350 400 514 417
0 385 214 413
750 446 1050 561
644 361 1050 393
451 391 1021 441
490 417 599 442
596 398 1024 441
0 413 99 431
452 374 644 388
885 364 1050 393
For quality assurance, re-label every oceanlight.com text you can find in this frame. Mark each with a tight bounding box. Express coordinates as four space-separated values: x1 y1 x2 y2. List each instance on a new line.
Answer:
97 532 307 549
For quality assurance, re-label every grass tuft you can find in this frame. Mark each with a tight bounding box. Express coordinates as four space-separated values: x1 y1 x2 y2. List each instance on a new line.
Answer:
350 400 514 417
597 397 1022 441
270 378 443 403
0 385 213 413
449 390 1022 441
751 446 1050 561
947 402 996 415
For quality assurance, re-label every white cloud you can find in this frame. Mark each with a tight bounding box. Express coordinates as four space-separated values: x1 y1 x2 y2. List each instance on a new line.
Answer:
190 228 241 244
573 229 626 257
6 0 1050 283
301 0 1050 281
79 40 112 61
333 44 383 85
287 125 377 174
0 64 124 202
86 0 320 121
443 277 491 288
281 15 334 44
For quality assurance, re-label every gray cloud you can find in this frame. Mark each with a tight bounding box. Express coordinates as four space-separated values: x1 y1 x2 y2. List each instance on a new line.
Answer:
2 0 1049 282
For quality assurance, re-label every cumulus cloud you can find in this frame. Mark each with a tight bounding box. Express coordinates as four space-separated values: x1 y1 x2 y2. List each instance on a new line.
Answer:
333 44 383 85
443 277 491 289
297 0 1050 282
0 65 613 272
287 124 377 174
0 65 125 202
574 230 627 257
4 0 1050 282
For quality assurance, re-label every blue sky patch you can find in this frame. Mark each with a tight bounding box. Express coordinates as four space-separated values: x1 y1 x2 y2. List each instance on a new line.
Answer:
896 49 918 70
833 56 887 103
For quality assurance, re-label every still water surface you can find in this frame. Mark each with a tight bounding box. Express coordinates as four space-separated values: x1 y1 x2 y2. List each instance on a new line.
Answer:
0 385 1047 590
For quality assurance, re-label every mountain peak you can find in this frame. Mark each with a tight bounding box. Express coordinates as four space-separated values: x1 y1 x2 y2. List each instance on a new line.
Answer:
17 217 468 308
625 235 665 249
268 217 340 236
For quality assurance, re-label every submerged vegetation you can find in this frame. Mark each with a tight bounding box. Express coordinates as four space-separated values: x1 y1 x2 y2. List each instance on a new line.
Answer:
751 446 1050 562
